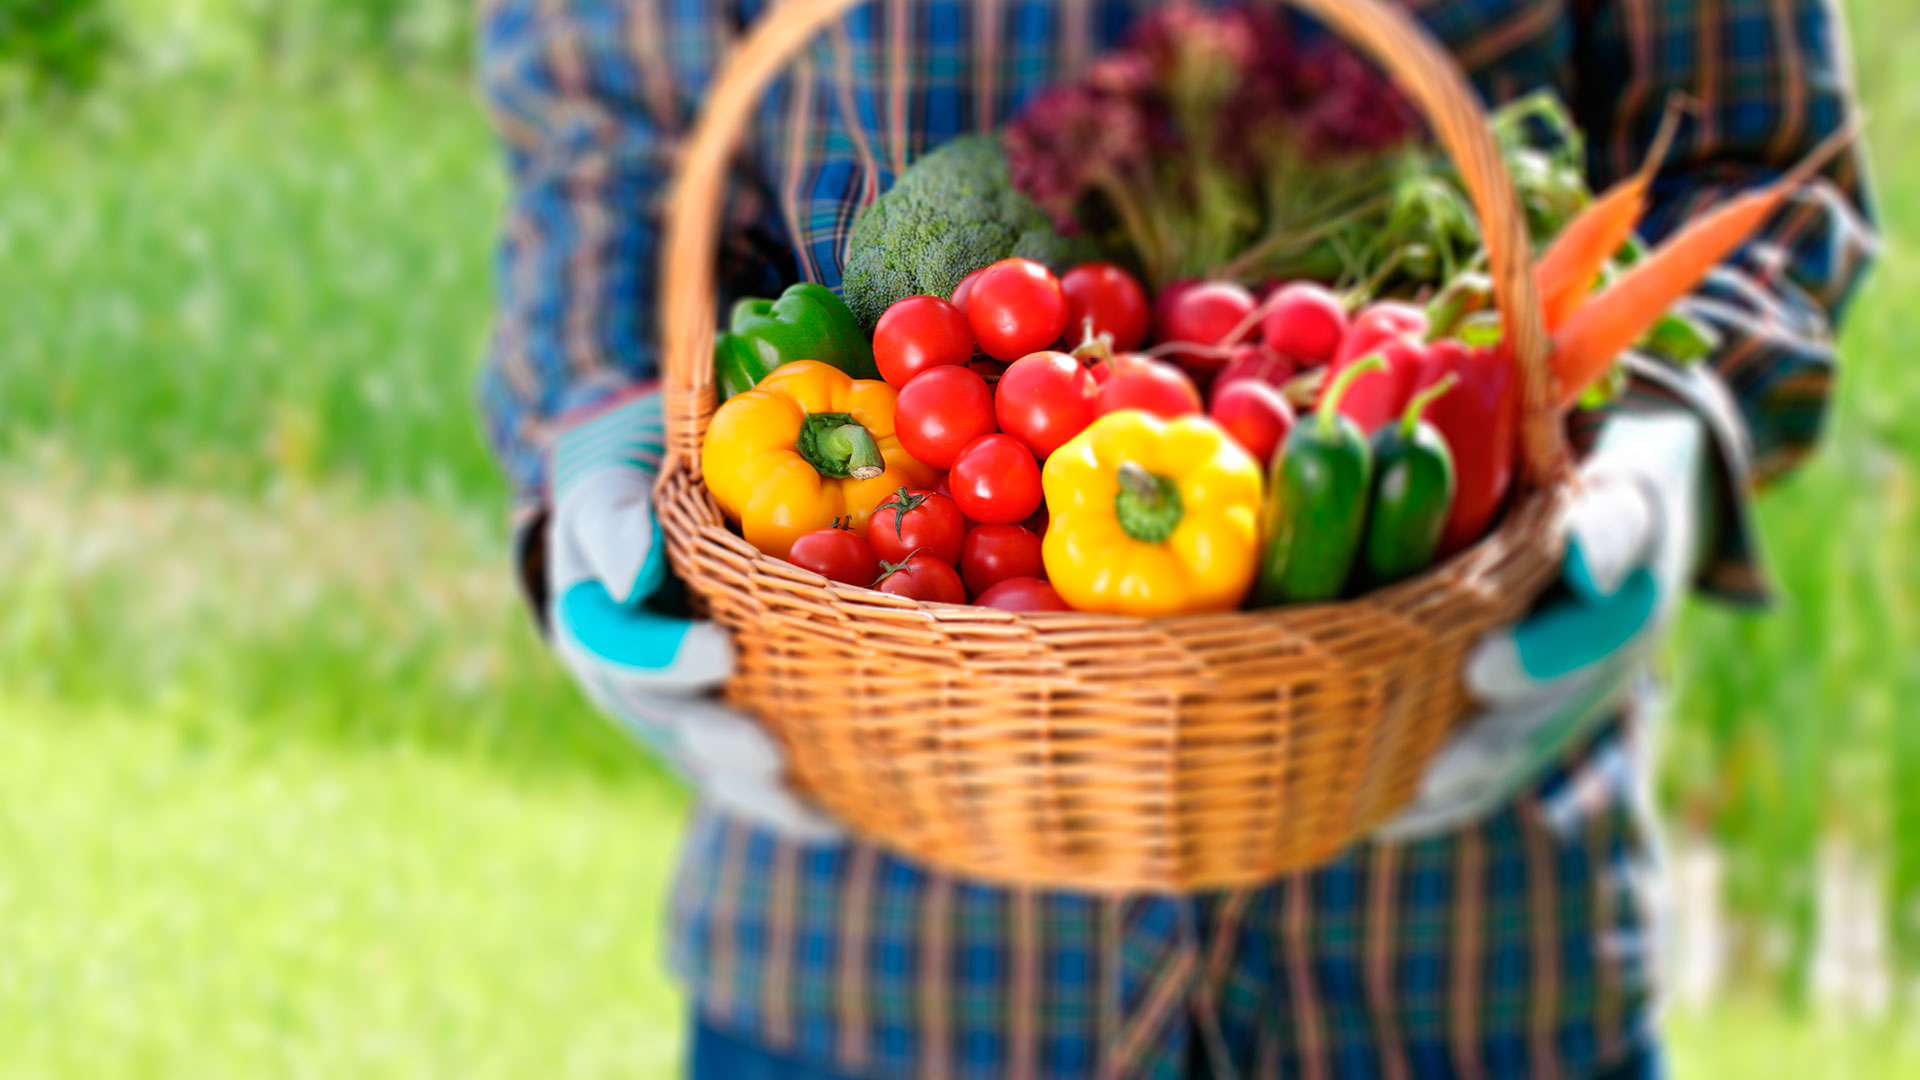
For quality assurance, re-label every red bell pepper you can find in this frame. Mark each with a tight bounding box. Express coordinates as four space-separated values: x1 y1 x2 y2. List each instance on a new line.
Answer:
1413 340 1517 556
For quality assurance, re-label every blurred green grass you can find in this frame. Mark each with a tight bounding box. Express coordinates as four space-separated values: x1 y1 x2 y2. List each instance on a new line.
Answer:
2 0 1919 1073
0 76 503 503
1 698 687 1079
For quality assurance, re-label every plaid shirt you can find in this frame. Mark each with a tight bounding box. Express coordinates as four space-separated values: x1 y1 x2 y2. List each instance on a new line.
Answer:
478 1 1876 1076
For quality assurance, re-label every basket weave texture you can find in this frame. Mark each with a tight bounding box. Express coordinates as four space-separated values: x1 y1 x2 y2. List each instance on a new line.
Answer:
655 0 1573 891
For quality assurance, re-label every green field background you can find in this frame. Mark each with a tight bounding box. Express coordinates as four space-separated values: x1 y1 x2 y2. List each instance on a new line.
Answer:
3 1 1918 1075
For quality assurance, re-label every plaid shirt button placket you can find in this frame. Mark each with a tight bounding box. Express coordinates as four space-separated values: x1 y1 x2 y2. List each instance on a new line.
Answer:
480 0 1876 1076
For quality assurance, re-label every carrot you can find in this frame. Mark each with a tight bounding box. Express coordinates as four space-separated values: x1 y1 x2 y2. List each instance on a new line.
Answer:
1535 101 1685 330
1550 123 1859 409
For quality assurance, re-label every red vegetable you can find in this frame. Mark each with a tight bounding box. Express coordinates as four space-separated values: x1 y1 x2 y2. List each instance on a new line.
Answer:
1327 332 1425 434
948 434 1044 525
995 350 1099 459
1096 353 1202 419
1155 280 1256 377
967 258 1069 362
959 523 1046 597
895 365 998 469
974 577 1070 612
787 521 879 586
873 295 975 388
949 268 985 314
1414 340 1517 556
873 552 967 604
868 487 968 566
1208 379 1296 465
1260 282 1348 367
1061 263 1150 351
1339 301 1429 363
1212 343 1298 395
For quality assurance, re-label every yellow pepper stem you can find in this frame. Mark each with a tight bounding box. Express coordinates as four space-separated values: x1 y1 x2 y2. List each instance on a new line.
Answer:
797 411 885 481
1114 462 1184 544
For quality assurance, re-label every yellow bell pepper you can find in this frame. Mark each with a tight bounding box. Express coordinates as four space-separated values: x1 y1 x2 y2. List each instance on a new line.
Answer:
703 360 937 560
1041 411 1262 616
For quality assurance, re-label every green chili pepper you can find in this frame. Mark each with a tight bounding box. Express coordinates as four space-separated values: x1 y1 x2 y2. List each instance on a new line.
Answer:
1257 354 1384 605
1362 374 1459 587
713 282 878 399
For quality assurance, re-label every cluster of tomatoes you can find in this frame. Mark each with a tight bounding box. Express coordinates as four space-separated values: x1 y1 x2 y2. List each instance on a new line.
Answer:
787 257 1199 608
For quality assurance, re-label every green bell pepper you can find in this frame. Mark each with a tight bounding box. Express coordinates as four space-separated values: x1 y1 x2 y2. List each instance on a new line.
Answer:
1257 355 1383 606
713 283 877 399
1362 375 1458 587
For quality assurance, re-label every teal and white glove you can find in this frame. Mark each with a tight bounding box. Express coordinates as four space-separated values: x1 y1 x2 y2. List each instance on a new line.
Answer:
548 392 843 841
1379 406 1710 840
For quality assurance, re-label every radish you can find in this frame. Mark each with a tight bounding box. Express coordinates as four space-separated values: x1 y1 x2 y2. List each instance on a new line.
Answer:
1337 301 1430 366
1210 344 1297 400
1209 379 1296 466
1154 280 1256 378
1259 282 1349 368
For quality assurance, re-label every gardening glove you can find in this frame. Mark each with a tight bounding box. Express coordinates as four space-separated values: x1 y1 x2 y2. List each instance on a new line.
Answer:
1378 403 1710 840
548 390 843 841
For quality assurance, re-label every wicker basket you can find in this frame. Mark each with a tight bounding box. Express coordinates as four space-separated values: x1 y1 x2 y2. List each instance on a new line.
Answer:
655 0 1573 891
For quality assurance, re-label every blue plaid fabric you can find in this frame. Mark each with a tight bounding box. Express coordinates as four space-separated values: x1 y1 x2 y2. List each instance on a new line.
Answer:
478 1 1876 1075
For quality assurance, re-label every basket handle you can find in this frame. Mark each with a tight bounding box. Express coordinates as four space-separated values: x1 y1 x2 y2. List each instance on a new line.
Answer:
659 0 1568 487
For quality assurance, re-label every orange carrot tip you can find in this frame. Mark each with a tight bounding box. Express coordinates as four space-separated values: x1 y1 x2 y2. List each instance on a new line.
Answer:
1549 121 1863 408
1535 95 1691 331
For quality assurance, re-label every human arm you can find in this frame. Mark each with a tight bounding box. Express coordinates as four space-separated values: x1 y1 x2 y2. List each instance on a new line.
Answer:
478 0 837 838
1382 0 1878 837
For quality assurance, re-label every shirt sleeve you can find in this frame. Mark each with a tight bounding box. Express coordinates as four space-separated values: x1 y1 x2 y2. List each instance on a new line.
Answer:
478 0 689 511
1569 0 1879 603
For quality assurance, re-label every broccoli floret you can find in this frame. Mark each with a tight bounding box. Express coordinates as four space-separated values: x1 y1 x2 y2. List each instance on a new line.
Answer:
840 135 1093 329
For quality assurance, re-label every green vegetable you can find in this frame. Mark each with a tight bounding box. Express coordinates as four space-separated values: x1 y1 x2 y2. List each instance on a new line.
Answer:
1362 375 1458 586
1257 355 1384 606
713 282 876 399
840 135 1088 329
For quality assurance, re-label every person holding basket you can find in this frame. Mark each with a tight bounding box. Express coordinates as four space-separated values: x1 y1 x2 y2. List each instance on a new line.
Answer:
480 0 1874 1076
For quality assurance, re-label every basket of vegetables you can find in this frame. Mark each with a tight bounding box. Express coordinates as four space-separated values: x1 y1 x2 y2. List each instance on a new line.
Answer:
653 0 1834 890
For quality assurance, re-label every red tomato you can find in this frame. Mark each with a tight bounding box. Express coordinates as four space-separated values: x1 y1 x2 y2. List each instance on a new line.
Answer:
1212 343 1298 395
1060 263 1150 351
994 350 1099 459
950 268 985 314
895 365 998 469
966 258 1069 362
1096 353 1202 418
1209 379 1296 466
948 434 1044 525
974 577 1070 612
1259 282 1348 368
867 487 967 566
873 295 976 388
958 523 1045 597
1155 280 1255 377
873 553 967 604
787 525 879 586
